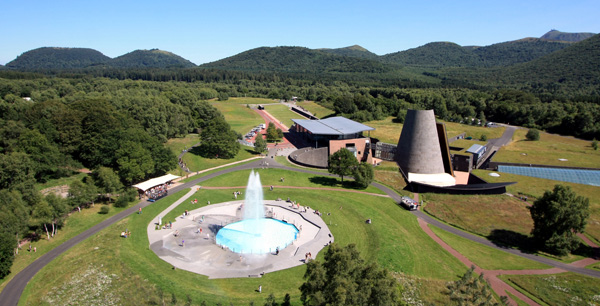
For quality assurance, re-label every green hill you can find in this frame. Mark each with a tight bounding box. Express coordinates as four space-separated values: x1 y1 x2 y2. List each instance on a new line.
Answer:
540 30 596 42
503 33 600 90
200 46 394 73
109 49 196 68
318 45 379 60
381 42 483 67
5 47 110 70
471 38 572 66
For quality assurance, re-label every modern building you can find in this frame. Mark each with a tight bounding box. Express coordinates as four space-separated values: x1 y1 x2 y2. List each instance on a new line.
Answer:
290 116 376 167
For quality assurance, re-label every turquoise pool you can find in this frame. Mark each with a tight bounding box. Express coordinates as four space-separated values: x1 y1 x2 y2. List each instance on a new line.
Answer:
216 218 299 254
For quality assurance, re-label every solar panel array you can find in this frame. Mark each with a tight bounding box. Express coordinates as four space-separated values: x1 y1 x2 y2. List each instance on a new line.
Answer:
498 166 600 187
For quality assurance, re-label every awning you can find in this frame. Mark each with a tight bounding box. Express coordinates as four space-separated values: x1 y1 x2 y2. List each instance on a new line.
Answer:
132 174 180 192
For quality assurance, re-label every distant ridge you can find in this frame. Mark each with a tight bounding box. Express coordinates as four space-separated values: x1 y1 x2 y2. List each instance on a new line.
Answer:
200 46 393 73
541 30 596 42
381 42 482 67
110 49 196 68
318 45 379 60
6 47 110 70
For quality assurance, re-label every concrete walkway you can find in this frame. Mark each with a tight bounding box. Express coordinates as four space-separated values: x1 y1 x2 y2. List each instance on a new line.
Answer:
147 193 332 279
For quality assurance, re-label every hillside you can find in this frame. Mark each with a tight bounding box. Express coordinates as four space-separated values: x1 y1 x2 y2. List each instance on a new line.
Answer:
471 38 572 66
6 47 110 70
109 49 196 68
318 45 379 60
381 42 483 67
200 46 395 74
503 33 600 91
541 30 596 42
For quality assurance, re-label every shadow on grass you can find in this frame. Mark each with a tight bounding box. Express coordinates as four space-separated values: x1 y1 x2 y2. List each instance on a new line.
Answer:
487 229 537 254
308 176 366 190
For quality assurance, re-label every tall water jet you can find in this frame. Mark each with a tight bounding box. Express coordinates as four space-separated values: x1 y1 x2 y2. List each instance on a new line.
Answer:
243 170 264 220
215 170 298 254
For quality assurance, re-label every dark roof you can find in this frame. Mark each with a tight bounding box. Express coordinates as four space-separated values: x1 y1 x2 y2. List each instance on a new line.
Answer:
292 117 375 135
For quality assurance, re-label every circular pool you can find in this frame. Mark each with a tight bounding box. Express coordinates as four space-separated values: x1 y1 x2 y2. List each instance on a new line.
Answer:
216 218 299 254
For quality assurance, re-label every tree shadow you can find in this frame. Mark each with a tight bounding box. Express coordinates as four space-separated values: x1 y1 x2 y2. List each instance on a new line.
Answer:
487 229 537 254
308 176 339 187
572 242 599 259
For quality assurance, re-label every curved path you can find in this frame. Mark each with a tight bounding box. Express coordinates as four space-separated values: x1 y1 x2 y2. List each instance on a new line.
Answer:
1 157 599 305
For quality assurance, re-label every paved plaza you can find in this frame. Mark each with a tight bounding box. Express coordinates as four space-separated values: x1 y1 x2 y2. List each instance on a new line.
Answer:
146 188 333 279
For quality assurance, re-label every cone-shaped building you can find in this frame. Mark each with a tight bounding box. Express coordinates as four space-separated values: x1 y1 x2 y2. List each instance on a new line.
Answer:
396 109 446 174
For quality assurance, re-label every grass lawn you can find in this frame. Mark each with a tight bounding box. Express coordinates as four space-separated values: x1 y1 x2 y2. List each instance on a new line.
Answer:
493 129 600 169
364 117 403 144
0 203 128 293
35 172 88 192
429 225 550 270
210 101 264 135
294 101 335 118
442 120 506 140
21 170 467 305
499 273 600 306
474 169 600 244
262 104 306 129
179 147 259 174
226 97 279 105
199 168 386 195
424 193 534 237
164 133 200 156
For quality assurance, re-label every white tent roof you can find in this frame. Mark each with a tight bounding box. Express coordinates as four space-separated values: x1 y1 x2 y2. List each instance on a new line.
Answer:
132 174 180 191
407 172 456 187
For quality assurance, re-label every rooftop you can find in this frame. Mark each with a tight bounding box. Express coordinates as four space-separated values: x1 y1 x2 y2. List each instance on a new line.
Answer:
292 116 375 135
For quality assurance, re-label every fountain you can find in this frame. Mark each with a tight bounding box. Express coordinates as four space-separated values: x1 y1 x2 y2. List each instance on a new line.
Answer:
215 170 298 254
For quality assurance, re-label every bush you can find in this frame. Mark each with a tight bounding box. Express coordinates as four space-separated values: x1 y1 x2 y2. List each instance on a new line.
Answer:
593 139 598 150
480 134 488 141
526 128 540 141
99 205 110 214
0 232 15 279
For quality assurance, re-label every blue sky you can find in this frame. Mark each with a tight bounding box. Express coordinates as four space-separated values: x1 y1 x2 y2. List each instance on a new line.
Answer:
1 0 598 65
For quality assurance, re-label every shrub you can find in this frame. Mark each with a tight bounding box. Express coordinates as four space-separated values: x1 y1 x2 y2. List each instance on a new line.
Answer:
480 134 488 141
99 205 110 214
525 128 540 141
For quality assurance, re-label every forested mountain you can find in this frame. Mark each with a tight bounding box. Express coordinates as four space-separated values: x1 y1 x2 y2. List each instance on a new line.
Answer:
319 45 379 60
6 47 111 70
471 38 572 66
503 33 600 93
110 49 196 68
381 42 483 67
200 46 395 73
541 30 596 42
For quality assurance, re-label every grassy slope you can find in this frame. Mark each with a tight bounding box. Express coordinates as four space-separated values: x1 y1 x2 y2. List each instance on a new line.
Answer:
262 104 306 128
493 129 600 168
499 273 600 306
210 101 264 135
21 171 467 305
294 101 335 118
475 169 600 244
0 203 128 293
424 193 534 237
429 225 550 270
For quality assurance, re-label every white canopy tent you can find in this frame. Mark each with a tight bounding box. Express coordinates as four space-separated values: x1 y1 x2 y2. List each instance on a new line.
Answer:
132 174 180 192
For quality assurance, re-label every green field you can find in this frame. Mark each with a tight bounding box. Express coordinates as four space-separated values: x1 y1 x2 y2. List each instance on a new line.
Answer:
499 273 600 306
262 104 307 129
363 117 403 144
429 225 550 270
442 120 506 140
493 129 600 168
20 169 468 305
210 100 264 135
294 101 335 118
0 203 128 293
475 169 600 244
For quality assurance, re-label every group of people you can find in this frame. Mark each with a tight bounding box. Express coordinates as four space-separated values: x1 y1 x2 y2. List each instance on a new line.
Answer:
233 191 242 199
146 183 169 200
178 158 189 172
304 252 313 262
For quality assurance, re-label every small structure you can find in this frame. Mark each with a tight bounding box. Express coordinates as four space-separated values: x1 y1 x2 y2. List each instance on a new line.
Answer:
132 174 179 200
466 144 487 164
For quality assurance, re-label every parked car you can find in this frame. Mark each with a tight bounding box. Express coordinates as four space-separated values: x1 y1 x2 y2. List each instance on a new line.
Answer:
399 196 418 211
